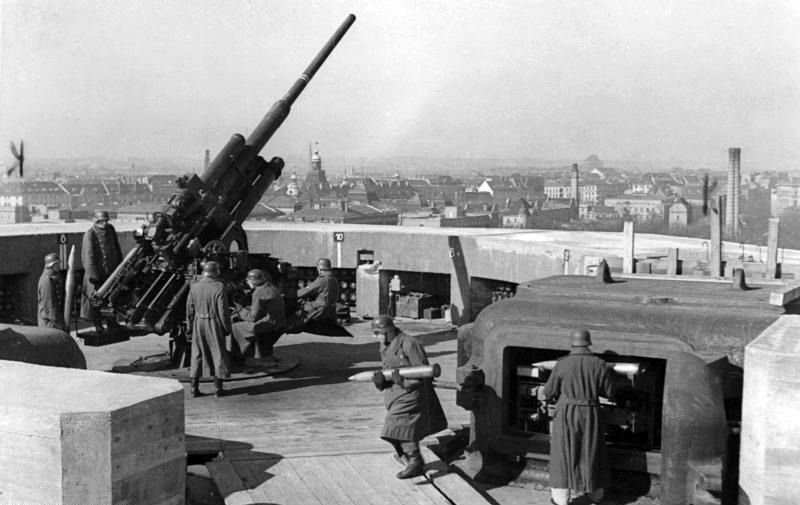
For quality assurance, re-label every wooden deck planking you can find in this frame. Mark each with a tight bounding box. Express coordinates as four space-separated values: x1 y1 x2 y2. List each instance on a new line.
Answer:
342 454 409 505
205 459 258 505
291 455 359 505
257 459 322 505
421 447 491 505
268 458 325 505
348 452 448 505
284 457 333 505
315 454 389 505
231 458 286 504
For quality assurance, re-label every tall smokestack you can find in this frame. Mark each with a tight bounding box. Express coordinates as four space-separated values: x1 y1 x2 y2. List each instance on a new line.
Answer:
730 148 741 238
204 149 210 171
571 163 580 205
728 147 742 239
725 149 736 236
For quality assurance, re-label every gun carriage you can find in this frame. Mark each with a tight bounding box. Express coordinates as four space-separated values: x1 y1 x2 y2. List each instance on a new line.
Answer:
88 15 356 365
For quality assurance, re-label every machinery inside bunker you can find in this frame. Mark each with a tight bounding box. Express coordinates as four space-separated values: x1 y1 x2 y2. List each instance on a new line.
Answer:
508 348 665 453
454 270 796 505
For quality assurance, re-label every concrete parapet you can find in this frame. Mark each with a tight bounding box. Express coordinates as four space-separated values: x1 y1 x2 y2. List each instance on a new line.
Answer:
740 315 800 505
0 360 185 504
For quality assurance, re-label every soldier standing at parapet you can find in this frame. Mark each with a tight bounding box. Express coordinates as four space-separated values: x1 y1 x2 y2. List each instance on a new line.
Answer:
186 261 231 397
296 257 339 324
230 269 286 360
37 252 67 331
371 315 447 479
80 210 123 333
543 329 617 505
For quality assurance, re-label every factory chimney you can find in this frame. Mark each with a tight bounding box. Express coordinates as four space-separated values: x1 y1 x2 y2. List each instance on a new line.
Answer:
571 163 580 206
726 148 741 237
204 149 210 171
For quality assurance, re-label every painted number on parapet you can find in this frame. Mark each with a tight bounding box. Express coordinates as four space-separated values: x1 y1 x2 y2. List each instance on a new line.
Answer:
333 232 345 243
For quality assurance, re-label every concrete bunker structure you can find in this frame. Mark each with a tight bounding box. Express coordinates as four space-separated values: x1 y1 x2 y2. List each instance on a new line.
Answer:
455 273 799 505
0 360 185 504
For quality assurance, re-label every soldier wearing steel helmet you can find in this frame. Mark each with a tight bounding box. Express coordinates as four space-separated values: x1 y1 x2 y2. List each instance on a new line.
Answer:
370 315 447 479
230 269 286 359
80 210 122 333
37 252 67 331
543 329 618 505
296 257 339 324
186 261 231 397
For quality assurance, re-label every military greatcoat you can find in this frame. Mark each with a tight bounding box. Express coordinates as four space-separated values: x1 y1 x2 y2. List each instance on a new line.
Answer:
231 282 286 354
380 331 447 442
80 223 123 320
37 268 67 331
297 270 339 323
543 347 617 492
186 276 231 379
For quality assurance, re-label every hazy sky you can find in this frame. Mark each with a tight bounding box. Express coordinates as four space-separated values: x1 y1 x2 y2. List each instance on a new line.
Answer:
1 0 799 171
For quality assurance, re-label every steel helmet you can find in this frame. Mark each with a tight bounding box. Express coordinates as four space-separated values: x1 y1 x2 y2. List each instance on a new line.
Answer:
246 269 268 285
43 252 60 268
202 261 220 277
570 329 592 347
371 314 396 334
317 257 332 271
94 210 110 221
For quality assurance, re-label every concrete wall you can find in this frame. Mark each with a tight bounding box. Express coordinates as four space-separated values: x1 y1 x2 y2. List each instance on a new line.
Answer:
0 360 185 504
740 315 800 505
245 224 585 322
3 221 800 324
0 224 137 322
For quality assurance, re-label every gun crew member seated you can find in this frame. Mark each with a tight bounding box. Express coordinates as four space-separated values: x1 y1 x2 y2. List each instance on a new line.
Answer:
370 315 447 479
186 261 231 397
230 269 286 360
38 252 67 331
296 257 339 324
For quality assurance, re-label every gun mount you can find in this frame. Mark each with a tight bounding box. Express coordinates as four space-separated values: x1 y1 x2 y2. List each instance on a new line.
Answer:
90 15 356 349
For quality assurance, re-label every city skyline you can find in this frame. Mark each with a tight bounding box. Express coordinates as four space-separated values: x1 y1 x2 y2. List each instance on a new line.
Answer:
1 1 799 171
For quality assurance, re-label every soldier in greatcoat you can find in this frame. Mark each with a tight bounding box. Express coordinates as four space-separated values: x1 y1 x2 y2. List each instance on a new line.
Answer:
296 257 339 324
230 269 286 359
37 252 67 331
370 315 447 479
80 210 123 333
543 329 617 505
186 261 231 397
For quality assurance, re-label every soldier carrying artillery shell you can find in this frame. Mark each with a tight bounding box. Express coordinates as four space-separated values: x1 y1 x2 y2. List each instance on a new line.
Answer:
370 315 447 479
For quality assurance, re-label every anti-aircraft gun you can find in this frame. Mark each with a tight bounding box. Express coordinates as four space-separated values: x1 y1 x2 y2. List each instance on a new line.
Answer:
89 14 356 363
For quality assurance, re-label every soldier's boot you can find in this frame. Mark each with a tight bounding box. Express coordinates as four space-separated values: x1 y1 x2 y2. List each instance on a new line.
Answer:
396 450 424 479
214 378 224 397
190 378 202 398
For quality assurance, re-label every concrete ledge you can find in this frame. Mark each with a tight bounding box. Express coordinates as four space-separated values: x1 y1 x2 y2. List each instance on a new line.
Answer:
768 280 800 307
740 315 800 505
0 360 185 504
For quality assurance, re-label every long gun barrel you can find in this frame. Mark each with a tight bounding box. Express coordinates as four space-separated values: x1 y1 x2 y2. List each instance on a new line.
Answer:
92 15 356 333
201 13 357 189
